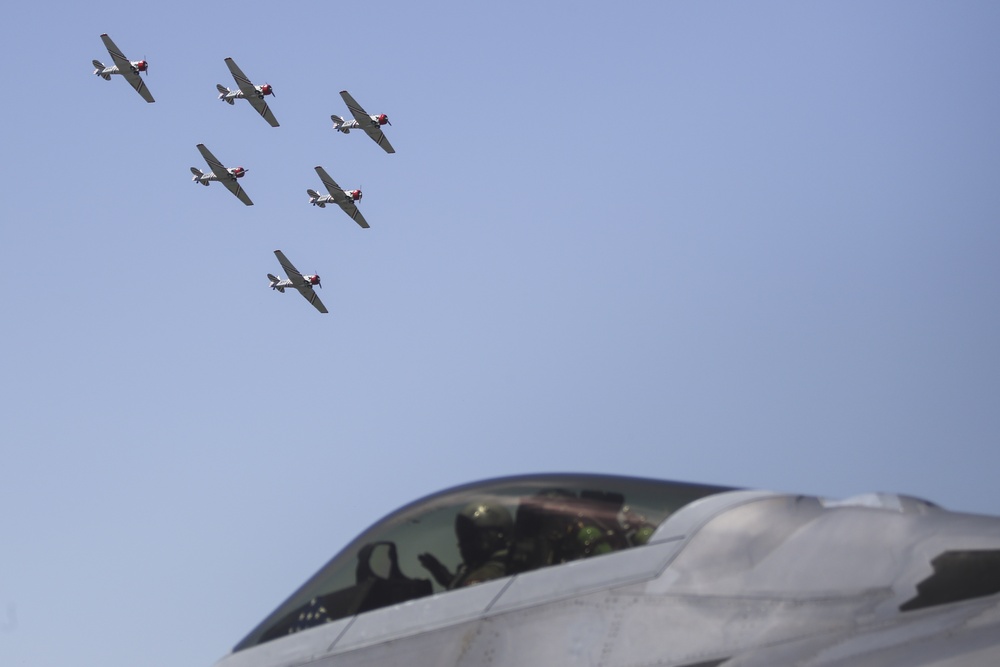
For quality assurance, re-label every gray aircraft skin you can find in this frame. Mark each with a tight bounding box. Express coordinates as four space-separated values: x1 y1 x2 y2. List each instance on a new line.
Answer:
212 473 1000 667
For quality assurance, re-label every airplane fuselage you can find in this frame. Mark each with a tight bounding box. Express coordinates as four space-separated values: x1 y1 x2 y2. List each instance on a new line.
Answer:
220 89 243 103
93 61 146 80
192 168 246 185
269 277 320 292
308 190 360 208
219 87 270 103
269 278 294 293
309 195 334 207
333 115 387 134
337 116 379 134
335 119 361 134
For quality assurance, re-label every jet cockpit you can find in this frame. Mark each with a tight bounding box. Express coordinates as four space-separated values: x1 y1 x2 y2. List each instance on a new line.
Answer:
233 474 732 651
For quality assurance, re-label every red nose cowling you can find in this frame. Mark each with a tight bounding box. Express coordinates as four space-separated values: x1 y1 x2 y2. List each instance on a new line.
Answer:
261 84 272 96
351 190 362 201
233 167 245 177
377 114 389 126
136 60 148 72
310 275 320 285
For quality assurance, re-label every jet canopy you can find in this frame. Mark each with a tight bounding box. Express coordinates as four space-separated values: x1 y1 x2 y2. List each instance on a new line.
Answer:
234 473 733 651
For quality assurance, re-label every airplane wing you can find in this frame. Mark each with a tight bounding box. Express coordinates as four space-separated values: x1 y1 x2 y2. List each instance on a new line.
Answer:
314 165 343 198
274 250 306 288
339 90 370 124
296 286 328 313
340 90 394 153
338 200 369 228
197 144 227 180
362 124 394 154
198 144 252 206
314 166 369 228
100 34 154 103
221 178 254 206
274 251 327 313
246 93 279 127
225 58 279 127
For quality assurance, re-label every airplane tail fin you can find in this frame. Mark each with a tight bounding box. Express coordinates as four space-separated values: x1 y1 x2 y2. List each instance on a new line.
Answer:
216 84 235 104
190 167 209 185
307 189 325 207
331 114 347 132
93 60 110 79
267 274 284 292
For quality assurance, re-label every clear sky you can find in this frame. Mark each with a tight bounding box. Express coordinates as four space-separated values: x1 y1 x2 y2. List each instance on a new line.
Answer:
2 2 999 666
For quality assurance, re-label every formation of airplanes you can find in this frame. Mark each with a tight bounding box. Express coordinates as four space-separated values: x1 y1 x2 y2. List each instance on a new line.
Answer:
93 33 396 315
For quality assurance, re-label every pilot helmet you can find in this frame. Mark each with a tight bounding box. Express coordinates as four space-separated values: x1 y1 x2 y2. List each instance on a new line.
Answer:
455 501 513 563
576 524 614 557
631 524 656 545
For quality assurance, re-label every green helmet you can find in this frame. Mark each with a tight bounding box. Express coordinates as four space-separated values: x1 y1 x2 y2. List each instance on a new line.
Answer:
631 524 656 545
455 501 513 564
576 524 613 557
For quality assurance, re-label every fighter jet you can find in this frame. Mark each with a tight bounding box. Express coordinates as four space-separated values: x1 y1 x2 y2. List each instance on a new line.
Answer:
210 473 1000 667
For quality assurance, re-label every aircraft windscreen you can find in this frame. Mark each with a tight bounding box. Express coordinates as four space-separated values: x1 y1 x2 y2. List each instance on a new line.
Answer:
234 474 732 651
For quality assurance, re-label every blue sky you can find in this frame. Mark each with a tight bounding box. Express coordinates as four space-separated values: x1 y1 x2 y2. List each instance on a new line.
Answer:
2 2 999 666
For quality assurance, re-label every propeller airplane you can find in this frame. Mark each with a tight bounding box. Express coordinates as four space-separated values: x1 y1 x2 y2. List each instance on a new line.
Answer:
92 33 154 103
307 166 369 228
217 57 279 128
191 144 253 206
331 90 395 154
268 250 328 314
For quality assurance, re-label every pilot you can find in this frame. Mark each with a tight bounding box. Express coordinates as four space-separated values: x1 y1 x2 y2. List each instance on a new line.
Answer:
419 501 514 589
